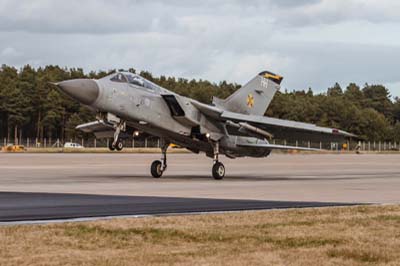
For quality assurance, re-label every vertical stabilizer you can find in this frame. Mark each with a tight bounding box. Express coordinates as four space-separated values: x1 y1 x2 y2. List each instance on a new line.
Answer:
213 71 283 115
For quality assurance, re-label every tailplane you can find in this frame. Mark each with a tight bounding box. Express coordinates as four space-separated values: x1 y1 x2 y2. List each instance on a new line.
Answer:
213 71 283 115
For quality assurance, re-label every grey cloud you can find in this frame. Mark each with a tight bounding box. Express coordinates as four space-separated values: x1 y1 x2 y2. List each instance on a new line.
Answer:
271 42 400 94
0 0 399 97
1 0 398 35
1 47 21 57
0 0 400 34
274 0 400 27
0 0 176 34
268 0 321 8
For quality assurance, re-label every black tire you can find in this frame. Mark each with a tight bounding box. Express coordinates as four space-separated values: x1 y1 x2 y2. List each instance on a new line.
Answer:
151 160 163 178
115 140 123 151
108 140 115 151
212 162 225 180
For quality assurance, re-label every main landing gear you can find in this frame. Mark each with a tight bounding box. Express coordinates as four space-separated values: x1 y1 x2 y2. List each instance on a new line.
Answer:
149 140 225 180
211 141 225 180
150 140 169 178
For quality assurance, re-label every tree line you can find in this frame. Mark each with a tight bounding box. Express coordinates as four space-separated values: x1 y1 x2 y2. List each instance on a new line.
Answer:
0 64 399 143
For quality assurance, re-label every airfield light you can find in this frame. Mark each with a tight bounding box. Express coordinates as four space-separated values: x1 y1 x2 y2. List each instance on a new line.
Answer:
134 131 140 136
206 133 210 139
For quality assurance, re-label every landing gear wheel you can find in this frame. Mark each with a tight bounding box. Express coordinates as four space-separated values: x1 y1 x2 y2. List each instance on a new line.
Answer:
150 139 169 178
151 160 163 178
115 140 123 151
108 139 115 151
212 162 225 180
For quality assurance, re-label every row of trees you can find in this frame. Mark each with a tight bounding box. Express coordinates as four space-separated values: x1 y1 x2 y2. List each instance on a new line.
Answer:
0 64 399 143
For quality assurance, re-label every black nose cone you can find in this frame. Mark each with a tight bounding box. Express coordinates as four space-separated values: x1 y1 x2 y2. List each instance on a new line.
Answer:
57 79 99 105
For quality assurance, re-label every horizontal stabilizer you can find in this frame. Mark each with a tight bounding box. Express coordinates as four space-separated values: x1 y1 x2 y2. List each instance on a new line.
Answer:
222 111 357 139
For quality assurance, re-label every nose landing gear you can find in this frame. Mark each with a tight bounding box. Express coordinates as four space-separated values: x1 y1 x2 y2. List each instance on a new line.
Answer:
108 121 125 151
108 138 124 151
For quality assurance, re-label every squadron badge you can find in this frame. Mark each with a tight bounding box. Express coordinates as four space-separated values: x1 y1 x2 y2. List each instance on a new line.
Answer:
247 93 254 108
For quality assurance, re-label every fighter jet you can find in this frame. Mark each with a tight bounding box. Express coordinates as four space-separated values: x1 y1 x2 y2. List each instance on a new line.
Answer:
56 70 355 179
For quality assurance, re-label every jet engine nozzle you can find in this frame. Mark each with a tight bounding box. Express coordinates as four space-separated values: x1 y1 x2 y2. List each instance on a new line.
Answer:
56 79 100 105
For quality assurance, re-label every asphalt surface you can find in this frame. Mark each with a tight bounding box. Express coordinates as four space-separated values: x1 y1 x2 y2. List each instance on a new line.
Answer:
0 153 399 222
0 192 356 222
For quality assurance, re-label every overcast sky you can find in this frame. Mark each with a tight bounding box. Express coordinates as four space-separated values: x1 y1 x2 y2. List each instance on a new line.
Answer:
1 0 399 97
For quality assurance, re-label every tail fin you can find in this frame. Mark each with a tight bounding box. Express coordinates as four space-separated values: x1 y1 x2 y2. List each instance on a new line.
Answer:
213 71 283 116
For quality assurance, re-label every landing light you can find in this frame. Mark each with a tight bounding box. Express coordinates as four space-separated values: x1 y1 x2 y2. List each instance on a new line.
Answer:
134 131 140 136
205 133 210 139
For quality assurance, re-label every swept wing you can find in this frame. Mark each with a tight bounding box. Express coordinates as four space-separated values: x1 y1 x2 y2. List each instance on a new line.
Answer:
191 101 356 142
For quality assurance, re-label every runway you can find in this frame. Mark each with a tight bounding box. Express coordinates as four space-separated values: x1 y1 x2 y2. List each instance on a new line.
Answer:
0 153 399 221
0 192 355 222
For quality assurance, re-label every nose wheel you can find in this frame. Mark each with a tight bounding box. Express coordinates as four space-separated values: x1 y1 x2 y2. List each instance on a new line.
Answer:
115 140 123 151
108 138 123 151
108 121 125 151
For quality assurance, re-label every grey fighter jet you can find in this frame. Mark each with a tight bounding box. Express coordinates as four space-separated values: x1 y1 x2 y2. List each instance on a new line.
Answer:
56 70 355 179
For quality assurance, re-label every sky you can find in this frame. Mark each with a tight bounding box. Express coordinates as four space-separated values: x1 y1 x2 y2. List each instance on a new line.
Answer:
0 0 399 97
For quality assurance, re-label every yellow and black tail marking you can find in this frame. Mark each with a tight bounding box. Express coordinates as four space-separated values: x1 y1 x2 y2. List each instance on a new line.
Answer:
247 93 254 108
259 71 283 85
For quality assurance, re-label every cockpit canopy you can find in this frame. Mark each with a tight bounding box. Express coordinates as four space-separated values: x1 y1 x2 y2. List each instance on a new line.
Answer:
109 72 162 92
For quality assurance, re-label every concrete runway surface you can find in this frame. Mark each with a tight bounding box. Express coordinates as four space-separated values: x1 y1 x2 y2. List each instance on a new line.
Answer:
0 153 399 221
